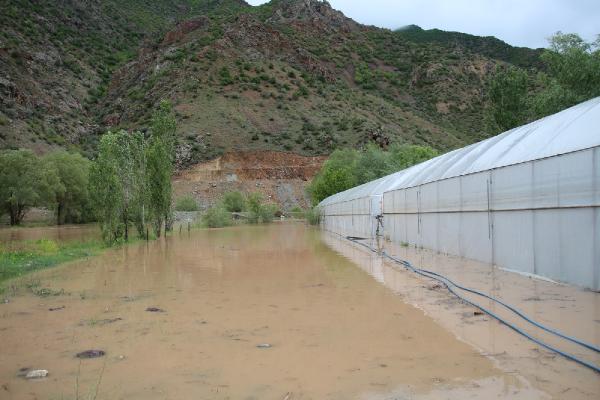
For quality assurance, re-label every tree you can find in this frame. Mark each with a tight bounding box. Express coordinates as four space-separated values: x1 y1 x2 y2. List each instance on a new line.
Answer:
43 151 91 224
486 66 530 131
146 100 176 237
89 131 146 243
486 32 600 132
307 144 438 204
150 100 177 157
386 143 439 172
533 32 600 115
89 101 177 244
0 149 58 225
146 136 171 237
307 148 358 204
354 143 390 185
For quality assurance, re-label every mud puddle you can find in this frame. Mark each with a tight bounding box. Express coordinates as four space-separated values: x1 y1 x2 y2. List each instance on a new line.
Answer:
0 223 569 399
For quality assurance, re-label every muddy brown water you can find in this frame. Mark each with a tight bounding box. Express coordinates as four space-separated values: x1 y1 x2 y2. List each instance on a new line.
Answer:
0 223 598 399
0 224 100 246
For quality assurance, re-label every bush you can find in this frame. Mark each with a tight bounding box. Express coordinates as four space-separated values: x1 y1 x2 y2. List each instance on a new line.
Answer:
219 66 234 86
246 192 276 224
222 191 245 212
175 195 198 211
289 206 304 217
260 203 278 223
201 205 231 228
304 207 321 225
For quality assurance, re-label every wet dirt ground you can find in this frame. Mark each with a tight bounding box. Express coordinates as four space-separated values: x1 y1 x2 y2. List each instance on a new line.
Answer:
0 223 597 399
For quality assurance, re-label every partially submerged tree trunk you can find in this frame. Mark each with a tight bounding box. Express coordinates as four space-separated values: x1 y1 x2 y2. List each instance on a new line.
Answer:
153 218 162 238
9 208 17 226
9 204 27 225
56 202 64 225
123 211 129 241
165 213 173 232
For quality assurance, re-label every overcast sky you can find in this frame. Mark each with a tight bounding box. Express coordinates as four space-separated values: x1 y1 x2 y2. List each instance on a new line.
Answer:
246 0 599 49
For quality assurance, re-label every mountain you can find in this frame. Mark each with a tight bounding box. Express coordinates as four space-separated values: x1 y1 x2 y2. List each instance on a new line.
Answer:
0 0 543 166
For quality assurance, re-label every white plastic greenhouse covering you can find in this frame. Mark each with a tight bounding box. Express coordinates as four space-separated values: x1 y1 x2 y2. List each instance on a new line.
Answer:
319 97 600 290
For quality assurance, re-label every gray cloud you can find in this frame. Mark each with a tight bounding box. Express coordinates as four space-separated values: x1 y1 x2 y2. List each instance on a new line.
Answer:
246 0 599 48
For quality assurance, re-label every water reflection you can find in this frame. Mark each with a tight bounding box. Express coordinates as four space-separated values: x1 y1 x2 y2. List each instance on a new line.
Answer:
321 232 600 399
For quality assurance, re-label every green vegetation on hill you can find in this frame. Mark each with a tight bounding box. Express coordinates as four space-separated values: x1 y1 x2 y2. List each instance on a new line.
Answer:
1 0 550 164
395 25 544 68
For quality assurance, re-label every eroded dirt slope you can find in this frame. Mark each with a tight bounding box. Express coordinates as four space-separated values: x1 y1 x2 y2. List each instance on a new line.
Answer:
173 150 325 209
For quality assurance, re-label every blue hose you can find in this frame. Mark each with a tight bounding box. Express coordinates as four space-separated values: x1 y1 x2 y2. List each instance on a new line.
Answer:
344 236 600 374
410 264 600 353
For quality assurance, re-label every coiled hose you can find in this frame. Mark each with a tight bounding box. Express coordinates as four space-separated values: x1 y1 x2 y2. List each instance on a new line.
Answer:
344 235 600 373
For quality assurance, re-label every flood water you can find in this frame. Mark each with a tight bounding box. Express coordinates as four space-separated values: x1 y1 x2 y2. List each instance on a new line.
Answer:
0 224 100 246
0 223 596 399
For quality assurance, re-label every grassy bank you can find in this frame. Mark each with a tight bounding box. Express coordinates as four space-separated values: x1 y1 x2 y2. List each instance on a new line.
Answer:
0 239 104 290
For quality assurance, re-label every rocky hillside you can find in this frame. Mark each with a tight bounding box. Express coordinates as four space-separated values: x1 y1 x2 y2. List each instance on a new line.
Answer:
1 0 543 163
173 150 325 209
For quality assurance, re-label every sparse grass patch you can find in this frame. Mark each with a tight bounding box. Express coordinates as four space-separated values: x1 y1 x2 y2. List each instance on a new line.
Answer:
0 239 103 289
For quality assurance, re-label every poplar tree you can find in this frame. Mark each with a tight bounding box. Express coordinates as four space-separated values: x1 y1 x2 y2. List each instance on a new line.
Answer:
146 100 176 237
89 131 146 243
89 101 176 244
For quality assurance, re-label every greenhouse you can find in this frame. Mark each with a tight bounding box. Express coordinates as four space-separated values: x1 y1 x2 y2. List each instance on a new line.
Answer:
319 97 600 290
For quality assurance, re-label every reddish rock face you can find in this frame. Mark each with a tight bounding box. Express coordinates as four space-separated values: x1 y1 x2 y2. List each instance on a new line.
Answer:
163 17 209 45
173 150 327 210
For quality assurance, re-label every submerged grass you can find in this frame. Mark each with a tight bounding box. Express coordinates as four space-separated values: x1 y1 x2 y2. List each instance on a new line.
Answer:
0 239 104 290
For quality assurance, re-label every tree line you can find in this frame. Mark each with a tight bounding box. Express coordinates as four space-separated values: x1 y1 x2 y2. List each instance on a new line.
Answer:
0 149 92 226
0 101 176 245
486 32 600 132
308 143 438 204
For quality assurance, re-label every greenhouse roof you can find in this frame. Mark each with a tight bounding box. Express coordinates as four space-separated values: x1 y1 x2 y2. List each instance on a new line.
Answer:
319 96 600 207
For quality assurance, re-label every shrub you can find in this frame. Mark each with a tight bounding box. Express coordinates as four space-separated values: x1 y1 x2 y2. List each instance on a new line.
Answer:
246 192 275 224
222 191 245 212
260 203 278 223
175 195 199 211
201 204 231 228
219 66 234 86
304 207 321 225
